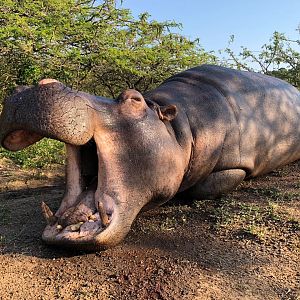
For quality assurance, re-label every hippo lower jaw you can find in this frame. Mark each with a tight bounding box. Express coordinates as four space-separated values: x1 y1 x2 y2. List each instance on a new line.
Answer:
41 204 126 251
39 139 138 251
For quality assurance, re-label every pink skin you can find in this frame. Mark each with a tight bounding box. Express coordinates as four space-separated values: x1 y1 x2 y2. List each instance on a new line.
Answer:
55 144 83 218
38 79 59 85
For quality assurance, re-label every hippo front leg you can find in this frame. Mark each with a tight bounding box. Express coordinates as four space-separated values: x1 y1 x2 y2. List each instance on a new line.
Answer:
188 169 246 199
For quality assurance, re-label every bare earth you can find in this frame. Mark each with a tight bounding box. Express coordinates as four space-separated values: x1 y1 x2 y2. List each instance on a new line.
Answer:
0 158 299 300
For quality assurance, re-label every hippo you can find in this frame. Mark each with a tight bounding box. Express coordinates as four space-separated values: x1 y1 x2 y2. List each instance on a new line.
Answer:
0 65 300 250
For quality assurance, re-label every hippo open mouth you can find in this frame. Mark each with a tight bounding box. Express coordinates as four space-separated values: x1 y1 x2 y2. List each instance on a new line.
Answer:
41 140 113 249
0 82 145 250
3 130 120 249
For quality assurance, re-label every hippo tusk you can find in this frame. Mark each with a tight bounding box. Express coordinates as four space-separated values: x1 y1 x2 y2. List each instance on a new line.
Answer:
41 201 57 225
98 202 110 227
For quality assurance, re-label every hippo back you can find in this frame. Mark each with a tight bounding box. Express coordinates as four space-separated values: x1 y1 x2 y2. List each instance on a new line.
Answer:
151 65 300 177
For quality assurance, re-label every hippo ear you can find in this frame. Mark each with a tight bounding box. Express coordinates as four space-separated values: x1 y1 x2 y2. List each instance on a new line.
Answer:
157 105 178 121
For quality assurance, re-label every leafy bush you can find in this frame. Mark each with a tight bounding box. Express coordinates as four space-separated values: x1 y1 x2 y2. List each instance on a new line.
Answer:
0 138 65 169
0 1 216 170
0 0 216 102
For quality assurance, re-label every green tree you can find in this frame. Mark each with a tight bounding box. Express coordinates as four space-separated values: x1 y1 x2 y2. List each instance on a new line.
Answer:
224 30 300 88
0 0 216 168
0 0 216 101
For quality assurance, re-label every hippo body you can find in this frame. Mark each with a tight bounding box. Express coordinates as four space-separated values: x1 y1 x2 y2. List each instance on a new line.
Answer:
146 65 300 199
1 65 300 250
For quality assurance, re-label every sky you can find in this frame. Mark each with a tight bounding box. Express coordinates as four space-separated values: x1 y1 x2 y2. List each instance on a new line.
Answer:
118 0 300 56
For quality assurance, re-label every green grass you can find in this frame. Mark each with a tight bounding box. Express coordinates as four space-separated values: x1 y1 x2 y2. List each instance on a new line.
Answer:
0 205 10 225
160 214 188 231
0 235 5 246
194 194 300 242
0 138 65 169
211 198 281 227
247 187 299 202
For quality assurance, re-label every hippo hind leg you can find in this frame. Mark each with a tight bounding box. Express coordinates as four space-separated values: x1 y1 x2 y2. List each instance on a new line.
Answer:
188 169 246 200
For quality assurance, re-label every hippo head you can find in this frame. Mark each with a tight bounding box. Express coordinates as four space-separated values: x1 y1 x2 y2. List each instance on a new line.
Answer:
0 80 186 250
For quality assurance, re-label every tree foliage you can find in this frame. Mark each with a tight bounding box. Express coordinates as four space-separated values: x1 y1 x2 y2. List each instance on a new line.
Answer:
225 30 300 88
0 0 216 101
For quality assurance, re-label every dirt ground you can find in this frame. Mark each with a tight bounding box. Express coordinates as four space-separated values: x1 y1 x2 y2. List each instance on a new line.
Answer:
0 158 299 300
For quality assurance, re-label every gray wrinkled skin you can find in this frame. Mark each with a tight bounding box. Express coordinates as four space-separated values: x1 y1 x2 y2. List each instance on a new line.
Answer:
1 65 300 251
0 83 93 147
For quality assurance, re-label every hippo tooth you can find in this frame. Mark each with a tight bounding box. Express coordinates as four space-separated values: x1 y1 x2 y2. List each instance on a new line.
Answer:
89 214 98 221
69 222 84 232
56 224 63 230
98 202 110 227
41 201 57 225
